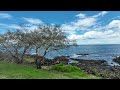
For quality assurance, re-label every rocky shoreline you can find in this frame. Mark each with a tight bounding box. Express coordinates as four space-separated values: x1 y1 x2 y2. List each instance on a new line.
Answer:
113 56 120 65
69 58 120 79
1 52 120 79
47 54 120 79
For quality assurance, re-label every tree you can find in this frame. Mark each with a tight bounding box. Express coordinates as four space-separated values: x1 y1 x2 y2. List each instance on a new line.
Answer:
32 24 76 67
1 28 33 63
0 24 77 67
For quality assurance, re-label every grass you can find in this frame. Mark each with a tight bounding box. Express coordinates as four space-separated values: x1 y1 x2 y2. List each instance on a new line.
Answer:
0 61 100 79
50 63 100 79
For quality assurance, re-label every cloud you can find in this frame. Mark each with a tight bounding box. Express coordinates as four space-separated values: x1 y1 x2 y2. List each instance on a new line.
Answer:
9 24 21 29
108 20 120 28
72 17 97 28
0 23 21 34
76 13 86 18
66 15 120 45
79 30 117 39
0 23 21 29
75 11 108 19
62 12 105 35
92 20 120 32
61 17 97 35
0 13 12 19
93 11 108 18
62 24 75 31
61 11 117 44
68 29 120 44
68 28 120 44
22 17 44 24
0 23 40 34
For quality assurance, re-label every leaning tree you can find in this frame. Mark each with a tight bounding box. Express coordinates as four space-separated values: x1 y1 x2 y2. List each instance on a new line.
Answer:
0 27 34 63
31 24 76 68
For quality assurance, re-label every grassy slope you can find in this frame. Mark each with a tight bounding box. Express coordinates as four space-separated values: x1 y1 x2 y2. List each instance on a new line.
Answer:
0 61 100 79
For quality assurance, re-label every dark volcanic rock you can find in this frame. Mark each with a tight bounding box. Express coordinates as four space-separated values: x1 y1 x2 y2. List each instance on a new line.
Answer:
73 59 120 79
113 56 120 65
53 56 69 61
76 53 89 56
53 56 69 64
69 58 81 61
78 60 107 66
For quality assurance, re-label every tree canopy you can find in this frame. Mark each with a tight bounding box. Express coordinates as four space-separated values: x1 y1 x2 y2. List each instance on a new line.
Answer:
0 24 77 64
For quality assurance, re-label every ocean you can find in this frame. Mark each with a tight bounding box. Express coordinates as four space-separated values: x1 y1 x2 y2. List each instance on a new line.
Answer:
1 44 120 66
38 44 120 66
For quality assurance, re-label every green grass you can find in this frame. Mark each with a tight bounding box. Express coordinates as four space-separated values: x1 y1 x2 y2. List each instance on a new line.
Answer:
0 61 100 79
50 63 100 79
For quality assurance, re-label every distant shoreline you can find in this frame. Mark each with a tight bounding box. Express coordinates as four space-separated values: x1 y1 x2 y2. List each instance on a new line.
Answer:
76 44 120 46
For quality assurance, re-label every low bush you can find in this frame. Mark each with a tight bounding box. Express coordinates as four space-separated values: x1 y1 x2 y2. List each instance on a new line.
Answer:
51 63 81 72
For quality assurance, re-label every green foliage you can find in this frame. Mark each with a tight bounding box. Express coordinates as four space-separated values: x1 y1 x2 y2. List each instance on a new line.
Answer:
51 63 81 72
0 61 69 79
0 61 99 79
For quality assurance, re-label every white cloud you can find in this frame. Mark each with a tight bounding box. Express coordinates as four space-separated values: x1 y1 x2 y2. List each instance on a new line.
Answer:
62 11 108 32
61 12 102 35
61 11 120 44
93 20 120 32
9 24 21 29
61 17 97 35
0 13 12 19
0 23 21 29
81 30 117 39
76 13 86 18
72 17 97 28
68 29 120 44
108 20 120 28
93 11 108 18
67 34 81 40
67 19 120 44
61 24 77 34
0 22 41 33
22 17 44 24
61 11 109 43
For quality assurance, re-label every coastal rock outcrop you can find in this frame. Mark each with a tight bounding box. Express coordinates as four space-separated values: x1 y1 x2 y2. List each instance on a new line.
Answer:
113 56 120 65
76 53 89 56
70 59 120 79
53 56 69 65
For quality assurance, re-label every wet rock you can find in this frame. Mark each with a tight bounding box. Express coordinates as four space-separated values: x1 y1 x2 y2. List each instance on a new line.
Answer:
76 53 89 56
113 56 120 65
73 59 120 79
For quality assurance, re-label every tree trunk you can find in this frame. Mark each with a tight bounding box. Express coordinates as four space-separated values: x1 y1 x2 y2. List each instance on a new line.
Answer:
35 57 42 69
20 46 29 63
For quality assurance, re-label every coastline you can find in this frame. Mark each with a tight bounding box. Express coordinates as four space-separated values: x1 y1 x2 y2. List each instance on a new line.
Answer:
0 52 120 79
68 58 120 79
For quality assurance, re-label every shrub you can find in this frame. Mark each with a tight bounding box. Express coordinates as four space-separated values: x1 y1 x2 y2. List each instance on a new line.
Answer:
51 63 81 72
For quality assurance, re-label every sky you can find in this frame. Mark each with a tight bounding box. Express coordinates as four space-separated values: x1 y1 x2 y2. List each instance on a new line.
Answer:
0 11 120 45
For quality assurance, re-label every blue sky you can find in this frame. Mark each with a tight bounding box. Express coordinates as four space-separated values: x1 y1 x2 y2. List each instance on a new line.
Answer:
0 11 120 44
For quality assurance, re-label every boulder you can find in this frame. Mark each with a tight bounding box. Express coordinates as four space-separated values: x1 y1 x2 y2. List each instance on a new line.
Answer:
53 56 69 64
